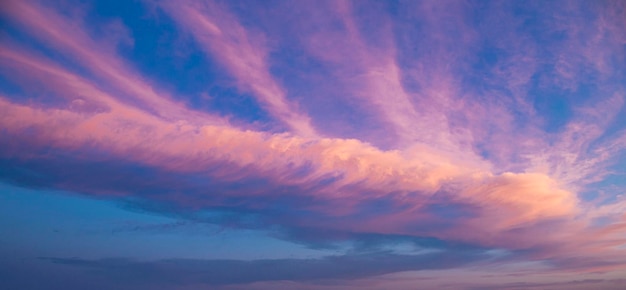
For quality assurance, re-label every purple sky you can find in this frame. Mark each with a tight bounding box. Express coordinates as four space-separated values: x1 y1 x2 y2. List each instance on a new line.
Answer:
1 0 626 289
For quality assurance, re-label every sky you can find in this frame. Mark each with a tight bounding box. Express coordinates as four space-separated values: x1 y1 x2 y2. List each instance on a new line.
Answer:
0 0 625 289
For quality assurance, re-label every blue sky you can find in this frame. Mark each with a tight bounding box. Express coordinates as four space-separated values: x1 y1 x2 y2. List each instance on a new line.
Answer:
1 0 626 289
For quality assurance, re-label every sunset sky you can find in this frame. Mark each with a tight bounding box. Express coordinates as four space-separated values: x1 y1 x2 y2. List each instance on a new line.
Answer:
1 0 626 289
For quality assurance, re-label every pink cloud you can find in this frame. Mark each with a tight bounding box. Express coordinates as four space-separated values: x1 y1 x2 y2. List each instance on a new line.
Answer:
462 172 578 229
0 85 589 259
1 4 622 265
1 0 625 279
157 0 317 137
0 0 222 125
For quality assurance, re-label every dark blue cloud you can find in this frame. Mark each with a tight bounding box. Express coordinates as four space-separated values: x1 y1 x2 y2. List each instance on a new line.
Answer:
36 249 487 287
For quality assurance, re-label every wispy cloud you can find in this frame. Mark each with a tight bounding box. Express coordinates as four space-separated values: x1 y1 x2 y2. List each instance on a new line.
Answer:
156 0 317 136
0 0 223 124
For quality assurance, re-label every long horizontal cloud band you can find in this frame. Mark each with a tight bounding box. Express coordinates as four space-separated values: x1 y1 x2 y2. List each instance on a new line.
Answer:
39 250 487 286
0 93 595 260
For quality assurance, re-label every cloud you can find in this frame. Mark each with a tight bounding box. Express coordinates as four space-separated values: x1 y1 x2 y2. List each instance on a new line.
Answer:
0 35 623 276
0 84 591 261
156 0 317 137
0 0 626 286
0 0 223 124
39 249 486 286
